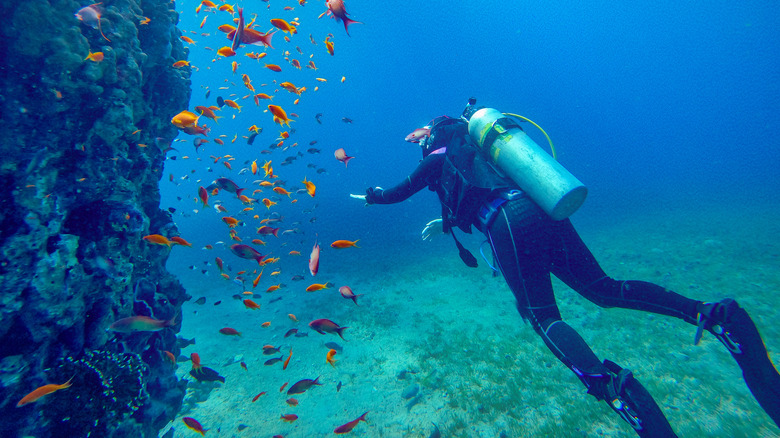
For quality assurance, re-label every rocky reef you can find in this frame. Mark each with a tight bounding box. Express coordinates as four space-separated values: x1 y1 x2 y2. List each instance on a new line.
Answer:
0 0 191 436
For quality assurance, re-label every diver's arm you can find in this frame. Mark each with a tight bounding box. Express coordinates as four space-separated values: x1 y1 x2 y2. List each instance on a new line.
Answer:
365 154 444 205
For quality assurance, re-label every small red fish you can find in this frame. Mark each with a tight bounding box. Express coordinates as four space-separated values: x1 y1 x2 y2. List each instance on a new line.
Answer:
405 126 431 143
309 319 348 339
281 413 298 422
334 148 355 167
183 417 208 436
109 315 175 333
230 243 265 265
334 411 369 434
308 239 320 276
252 391 266 402
287 376 321 395
219 327 242 336
319 0 362 36
231 7 245 51
339 285 362 305
257 226 280 237
198 186 209 207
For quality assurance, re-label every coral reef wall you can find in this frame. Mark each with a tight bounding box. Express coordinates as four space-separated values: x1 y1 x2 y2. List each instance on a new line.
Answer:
0 0 191 436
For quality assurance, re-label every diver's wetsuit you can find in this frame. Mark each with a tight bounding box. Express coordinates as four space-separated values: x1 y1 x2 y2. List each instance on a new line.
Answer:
367 150 779 437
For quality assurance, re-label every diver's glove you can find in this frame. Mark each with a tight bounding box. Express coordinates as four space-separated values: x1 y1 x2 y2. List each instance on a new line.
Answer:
349 187 382 206
421 219 444 241
364 186 383 205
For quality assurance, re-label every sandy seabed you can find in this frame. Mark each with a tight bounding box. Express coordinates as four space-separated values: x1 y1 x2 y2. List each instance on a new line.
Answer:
159 202 780 438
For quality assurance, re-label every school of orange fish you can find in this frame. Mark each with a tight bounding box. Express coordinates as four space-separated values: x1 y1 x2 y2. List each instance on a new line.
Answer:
18 0 371 436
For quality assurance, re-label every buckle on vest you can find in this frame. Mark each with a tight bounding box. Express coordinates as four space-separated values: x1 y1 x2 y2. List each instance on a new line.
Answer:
476 190 523 232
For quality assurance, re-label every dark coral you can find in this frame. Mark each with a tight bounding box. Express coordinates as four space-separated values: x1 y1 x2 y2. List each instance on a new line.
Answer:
0 0 191 436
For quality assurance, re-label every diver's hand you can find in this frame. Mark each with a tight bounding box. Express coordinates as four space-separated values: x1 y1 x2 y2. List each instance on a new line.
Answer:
350 187 382 206
421 219 444 241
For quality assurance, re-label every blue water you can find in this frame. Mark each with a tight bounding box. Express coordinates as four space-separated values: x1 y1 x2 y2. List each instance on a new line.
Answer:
164 0 780 249
159 2 780 435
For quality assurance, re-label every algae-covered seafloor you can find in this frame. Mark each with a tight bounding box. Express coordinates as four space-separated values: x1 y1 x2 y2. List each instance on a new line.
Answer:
162 202 780 437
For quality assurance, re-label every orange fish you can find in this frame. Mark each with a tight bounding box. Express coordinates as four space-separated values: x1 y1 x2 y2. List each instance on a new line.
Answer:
85 51 104 62
191 352 202 372
262 198 277 209
222 216 239 227
326 348 337 367
164 350 176 364
283 348 292 370
286 398 299 406
273 186 292 197
180 35 196 44
217 46 236 57
331 239 359 249
143 234 173 247
268 104 292 126
261 321 271 327
325 39 334 56
279 382 289 392
270 18 297 34
264 63 282 72
171 110 200 128
252 271 263 288
306 282 333 292
16 377 73 407
172 60 189 68
243 299 261 309
288 250 301 256
170 236 192 247
251 160 258 175
288 313 298 322
266 284 281 293
301 177 316 197
252 391 266 402
223 99 242 112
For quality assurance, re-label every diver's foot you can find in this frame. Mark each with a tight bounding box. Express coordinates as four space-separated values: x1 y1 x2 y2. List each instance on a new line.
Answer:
695 299 780 428
601 360 678 438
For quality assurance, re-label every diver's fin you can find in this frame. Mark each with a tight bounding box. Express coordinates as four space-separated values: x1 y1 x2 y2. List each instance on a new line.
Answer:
697 299 780 427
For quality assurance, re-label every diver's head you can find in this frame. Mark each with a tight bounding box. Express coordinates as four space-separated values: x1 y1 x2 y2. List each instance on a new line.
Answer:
419 115 466 158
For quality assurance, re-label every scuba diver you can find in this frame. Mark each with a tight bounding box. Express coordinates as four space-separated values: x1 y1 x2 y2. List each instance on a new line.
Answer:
352 98 779 437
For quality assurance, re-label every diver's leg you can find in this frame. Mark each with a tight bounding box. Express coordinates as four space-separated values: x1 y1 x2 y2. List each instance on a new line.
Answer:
547 218 700 322
549 218 780 428
488 202 676 437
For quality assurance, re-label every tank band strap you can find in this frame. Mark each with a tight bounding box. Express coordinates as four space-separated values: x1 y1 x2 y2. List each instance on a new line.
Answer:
481 117 523 151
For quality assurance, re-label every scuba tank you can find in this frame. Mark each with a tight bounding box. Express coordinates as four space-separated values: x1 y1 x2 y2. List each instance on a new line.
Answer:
463 98 587 221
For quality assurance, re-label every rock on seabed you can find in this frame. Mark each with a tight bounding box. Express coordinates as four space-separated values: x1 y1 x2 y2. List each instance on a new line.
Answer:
0 0 192 436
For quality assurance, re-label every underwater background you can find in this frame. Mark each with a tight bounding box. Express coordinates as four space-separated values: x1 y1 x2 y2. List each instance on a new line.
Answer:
1 0 778 437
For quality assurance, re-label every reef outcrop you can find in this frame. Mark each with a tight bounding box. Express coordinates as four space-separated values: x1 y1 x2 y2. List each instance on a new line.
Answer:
0 0 191 436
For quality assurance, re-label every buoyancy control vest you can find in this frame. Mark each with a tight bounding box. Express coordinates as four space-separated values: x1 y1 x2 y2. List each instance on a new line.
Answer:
430 119 518 234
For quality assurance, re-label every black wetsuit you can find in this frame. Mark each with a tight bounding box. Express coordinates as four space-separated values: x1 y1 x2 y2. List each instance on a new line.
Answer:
367 149 779 436
369 151 699 372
